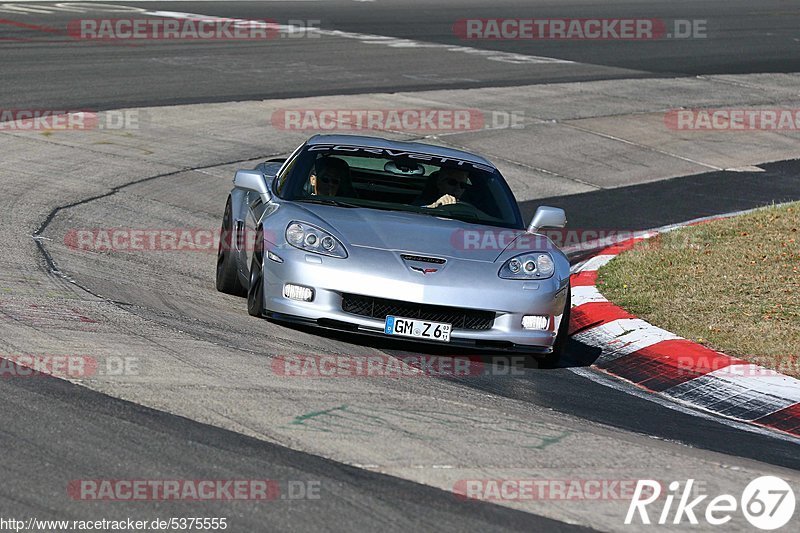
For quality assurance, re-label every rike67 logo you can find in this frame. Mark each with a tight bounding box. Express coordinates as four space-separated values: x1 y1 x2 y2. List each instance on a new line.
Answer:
626 477 795 530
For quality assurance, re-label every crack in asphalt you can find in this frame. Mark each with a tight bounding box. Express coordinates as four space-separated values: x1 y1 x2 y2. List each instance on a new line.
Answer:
32 154 273 295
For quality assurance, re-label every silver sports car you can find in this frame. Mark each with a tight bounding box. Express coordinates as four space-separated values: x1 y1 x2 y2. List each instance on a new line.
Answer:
216 135 571 364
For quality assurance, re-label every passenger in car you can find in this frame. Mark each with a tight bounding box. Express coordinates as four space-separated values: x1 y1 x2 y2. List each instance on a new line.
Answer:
310 157 351 196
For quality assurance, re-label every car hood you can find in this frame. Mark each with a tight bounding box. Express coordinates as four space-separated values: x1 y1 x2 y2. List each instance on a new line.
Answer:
290 202 537 263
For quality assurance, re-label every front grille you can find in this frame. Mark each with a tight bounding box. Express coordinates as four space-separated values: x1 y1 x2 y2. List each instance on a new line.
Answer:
341 293 495 331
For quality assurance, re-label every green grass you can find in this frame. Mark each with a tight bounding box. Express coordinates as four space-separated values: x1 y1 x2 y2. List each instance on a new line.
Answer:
597 202 800 377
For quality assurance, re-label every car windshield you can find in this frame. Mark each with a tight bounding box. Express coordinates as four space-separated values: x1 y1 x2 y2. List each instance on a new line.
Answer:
280 143 524 229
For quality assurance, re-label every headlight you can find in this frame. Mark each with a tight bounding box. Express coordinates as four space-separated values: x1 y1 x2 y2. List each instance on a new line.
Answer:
499 252 555 279
285 221 347 258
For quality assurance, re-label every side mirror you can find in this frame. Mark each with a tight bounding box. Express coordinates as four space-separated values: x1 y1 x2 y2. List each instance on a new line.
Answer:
233 170 271 203
528 206 566 233
256 159 286 179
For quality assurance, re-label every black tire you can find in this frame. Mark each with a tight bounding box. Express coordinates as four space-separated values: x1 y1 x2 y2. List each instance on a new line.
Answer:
216 197 247 296
247 227 266 317
538 285 571 369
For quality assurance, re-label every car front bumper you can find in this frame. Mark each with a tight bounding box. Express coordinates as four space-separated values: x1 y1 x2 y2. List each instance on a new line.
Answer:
261 244 569 352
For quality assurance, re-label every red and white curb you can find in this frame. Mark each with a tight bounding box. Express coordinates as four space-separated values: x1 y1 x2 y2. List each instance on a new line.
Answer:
568 219 800 439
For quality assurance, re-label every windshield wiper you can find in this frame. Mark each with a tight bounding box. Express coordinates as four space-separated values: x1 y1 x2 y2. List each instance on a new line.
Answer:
297 198 361 208
420 210 480 222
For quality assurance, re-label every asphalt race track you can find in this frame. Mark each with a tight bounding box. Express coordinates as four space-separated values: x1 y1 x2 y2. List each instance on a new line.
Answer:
1 1 799 531
1 0 800 109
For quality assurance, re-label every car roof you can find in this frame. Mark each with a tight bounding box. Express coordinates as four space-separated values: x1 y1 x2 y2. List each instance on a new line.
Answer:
306 134 496 169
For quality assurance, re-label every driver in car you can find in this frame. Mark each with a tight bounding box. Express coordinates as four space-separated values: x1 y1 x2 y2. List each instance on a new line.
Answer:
425 168 472 208
310 157 350 196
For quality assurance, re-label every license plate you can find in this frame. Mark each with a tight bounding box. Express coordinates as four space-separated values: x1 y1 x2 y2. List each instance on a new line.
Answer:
384 316 451 342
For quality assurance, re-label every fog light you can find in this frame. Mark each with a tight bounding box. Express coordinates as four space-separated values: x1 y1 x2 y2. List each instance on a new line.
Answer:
283 284 314 302
522 315 549 330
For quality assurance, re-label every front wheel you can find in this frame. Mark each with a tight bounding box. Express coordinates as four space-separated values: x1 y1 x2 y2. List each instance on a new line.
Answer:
538 285 571 368
247 226 266 317
216 197 247 296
